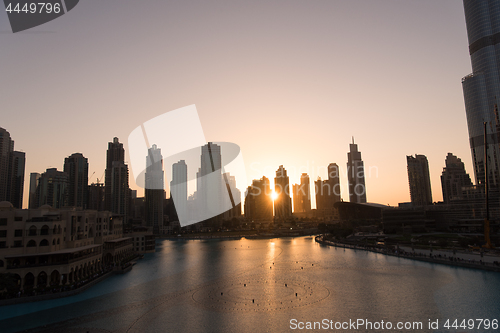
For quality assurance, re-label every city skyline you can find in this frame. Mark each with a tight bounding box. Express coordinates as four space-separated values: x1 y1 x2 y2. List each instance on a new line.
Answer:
1 1 473 209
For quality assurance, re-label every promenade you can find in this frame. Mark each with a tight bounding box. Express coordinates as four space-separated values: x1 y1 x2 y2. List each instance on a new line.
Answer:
315 236 500 272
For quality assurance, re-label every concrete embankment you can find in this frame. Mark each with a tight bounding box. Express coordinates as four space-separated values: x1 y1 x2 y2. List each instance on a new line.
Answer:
315 236 500 273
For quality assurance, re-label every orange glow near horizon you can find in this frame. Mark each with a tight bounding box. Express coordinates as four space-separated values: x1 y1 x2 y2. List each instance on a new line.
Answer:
271 190 279 201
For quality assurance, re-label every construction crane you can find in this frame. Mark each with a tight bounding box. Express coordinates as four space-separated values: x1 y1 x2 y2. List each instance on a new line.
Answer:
89 171 96 183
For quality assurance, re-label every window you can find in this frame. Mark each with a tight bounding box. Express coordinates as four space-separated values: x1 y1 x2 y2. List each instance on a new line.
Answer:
13 240 22 247
0 230 6 238
27 240 36 247
14 229 22 237
0 241 7 248
14 216 23 221
0 218 7 226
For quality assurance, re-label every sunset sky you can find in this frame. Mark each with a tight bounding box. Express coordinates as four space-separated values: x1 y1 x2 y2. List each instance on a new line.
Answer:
0 0 473 209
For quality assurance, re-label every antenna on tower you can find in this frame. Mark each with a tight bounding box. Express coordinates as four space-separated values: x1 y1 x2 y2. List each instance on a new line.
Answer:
352 136 355 144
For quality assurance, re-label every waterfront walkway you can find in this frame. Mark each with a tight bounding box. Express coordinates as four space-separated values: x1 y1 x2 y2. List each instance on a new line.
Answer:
315 236 500 272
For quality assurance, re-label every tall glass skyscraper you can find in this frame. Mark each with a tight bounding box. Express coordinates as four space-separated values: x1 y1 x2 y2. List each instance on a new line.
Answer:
462 0 500 186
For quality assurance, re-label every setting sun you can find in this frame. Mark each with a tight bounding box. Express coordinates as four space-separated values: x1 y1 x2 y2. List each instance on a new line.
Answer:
271 190 278 201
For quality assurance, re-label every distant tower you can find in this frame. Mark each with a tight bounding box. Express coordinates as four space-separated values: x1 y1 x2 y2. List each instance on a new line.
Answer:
64 153 89 208
274 165 292 219
407 154 433 206
347 138 367 203
0 128 25 208
105 137 125 212
35 168 69 208
198 142 223 223
28 172 40 209
440 153 473 203
292 173 311 213
145 144 164 233
462 1 500 186
327 163 341 204
244 176 273 220
171 160 188 222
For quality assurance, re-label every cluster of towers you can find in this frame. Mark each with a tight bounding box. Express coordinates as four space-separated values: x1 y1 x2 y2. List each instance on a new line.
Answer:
0 128 25 209
244 139 367 221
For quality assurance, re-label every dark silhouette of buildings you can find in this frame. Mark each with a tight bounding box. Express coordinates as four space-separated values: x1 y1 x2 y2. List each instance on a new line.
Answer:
274 165 292 219
440 153 473 203
28 172 40 209
347 138 366 203
145 144 165 234
462 1 500 187
407 154 432 206
64 153 89 208
0 128 25 208
292 173 311 213
35 168 68 208
170 160 188 221
315 163 342 217
88 182 105 211
244 176 273 220
104 137 129 223
104 137 125 212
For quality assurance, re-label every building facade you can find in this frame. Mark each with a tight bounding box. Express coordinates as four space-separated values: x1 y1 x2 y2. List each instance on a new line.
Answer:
440 153 473 203
145 145 164 234
292 173 311 213
244 176 273 220
347 138 367 203
407 154 433 206
462 0 500 187
64 153 89 209
0 128 26 209
274 165 292 219
0 202 134 292
104 137 125 212
35 168 69 209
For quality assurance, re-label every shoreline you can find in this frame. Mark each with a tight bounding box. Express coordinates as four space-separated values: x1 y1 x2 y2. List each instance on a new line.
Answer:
315 236 500 273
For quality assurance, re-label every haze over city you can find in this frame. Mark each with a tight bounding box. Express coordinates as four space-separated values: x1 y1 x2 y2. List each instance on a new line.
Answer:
1 0 472 208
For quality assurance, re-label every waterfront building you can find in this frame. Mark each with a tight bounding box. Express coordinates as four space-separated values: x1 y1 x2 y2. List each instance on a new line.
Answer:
461 0 500 187
407 154 433 206
0 202 134 291
347 138 367 203
274 165 292 219
440 153 473 203
64 153 89 209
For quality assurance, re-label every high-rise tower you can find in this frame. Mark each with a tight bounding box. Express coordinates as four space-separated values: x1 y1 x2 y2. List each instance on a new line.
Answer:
347 138 366 203
274 165 292 219
171 160 188 222
64 153 89 208
462 0 500 186
441 153 473 203
105 137 125 212
407 154 433 206
145 144 164 233
0 128 25 208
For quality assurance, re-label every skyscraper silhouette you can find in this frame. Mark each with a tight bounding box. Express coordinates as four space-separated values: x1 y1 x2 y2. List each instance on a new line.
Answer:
145 144 164 234
244 176 273 220
64 153 89 208
105 137 125 212
0 128 25 208
407 154 432 206
347 138 366 203
171 160 188 222
292 173 311 213
462 0 500 186
441 153 473 203
274 165 292 219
